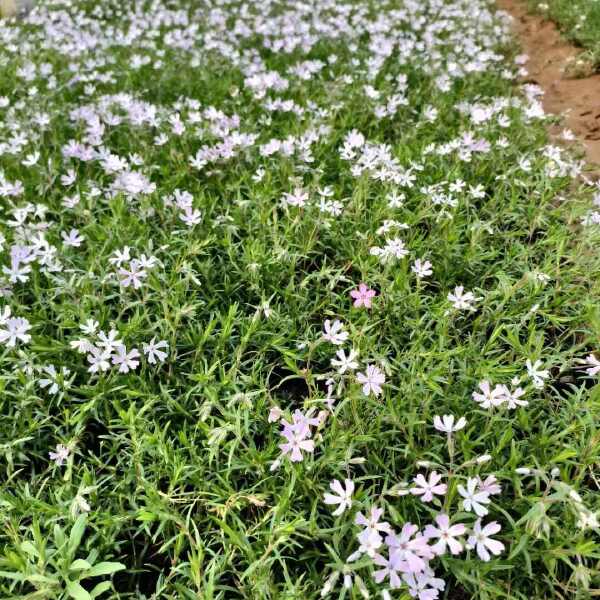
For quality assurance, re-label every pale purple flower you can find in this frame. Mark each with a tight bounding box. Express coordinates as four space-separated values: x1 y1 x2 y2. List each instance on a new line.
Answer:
355 506 392 535
386 523 433 574
119 262 147 289
268 406 283 423
279 427 314 462
423 514 466 555
180 206 202 227
61 229 85 247
87 347 112 373
410 471 447 503
403 570 445 600
281 188 308 207
49 443 70 466
472 380 505 409
112 345 141 373
499 384 528 409
477 475 502 496
353 527 383 558
373 550 403 589
356 364 385 396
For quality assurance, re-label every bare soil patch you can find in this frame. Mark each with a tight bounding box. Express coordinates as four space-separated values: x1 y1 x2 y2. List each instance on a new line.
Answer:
497 0 600 166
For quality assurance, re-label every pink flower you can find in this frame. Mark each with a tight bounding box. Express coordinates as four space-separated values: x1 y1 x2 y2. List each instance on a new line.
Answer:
477 474 502 496
467 520 505 561
410 471 447 503
350 283 376 308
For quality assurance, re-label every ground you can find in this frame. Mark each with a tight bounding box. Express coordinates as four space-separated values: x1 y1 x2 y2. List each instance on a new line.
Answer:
0 1 599 599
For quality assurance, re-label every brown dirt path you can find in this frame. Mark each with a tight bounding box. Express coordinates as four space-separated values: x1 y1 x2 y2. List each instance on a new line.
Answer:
497 0 600 167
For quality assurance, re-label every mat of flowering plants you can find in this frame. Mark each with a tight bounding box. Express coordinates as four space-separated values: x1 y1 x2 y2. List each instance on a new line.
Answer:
1 0 600 599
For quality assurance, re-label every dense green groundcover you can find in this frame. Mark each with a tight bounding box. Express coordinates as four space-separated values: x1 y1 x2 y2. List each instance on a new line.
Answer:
0 0 600 598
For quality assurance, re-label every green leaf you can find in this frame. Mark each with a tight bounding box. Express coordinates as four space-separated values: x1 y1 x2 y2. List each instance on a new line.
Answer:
549 449 578 463
25 574 60 585
68 515 87 555
90 581 112 598
0 570 25 581
20 540 39 558
66 580 92 600
85 562 126 578
70 559 92 571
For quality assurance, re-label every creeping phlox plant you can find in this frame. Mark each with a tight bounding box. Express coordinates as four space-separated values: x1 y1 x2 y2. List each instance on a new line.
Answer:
1 0 600 598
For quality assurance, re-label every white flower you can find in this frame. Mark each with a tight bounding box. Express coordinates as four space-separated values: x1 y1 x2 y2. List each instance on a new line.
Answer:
97 329 123 353
80 319 99 335
448 285 480 311
370 237 409 263
268 406 283 423
0 317 31 347
87 347 112 373
457 478 491 516
576 509 599 530
584 354 600 377
331 348 359 373
71 338 94 354
526 359 549 389
323 478 354 516
467 520 505 561
498 384 528 409
38 365 70 394
142 337 168 364
61 229 85 247
472 380 505 409
412 258 433 279
322 319 349 345
433 414 466 433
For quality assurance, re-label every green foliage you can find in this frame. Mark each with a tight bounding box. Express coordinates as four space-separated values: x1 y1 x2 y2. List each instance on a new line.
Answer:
0 0 599 599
